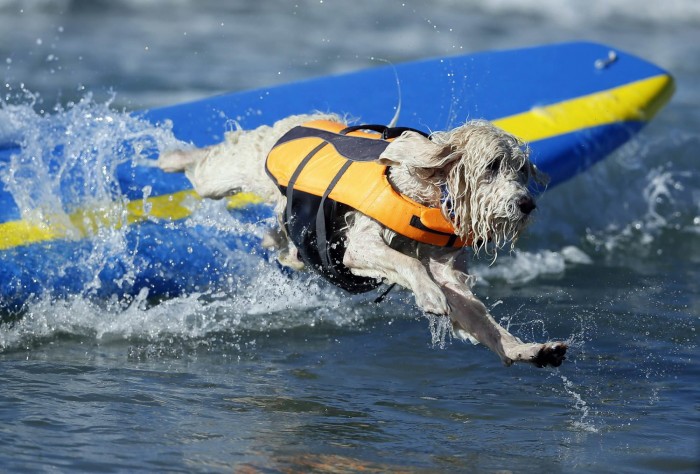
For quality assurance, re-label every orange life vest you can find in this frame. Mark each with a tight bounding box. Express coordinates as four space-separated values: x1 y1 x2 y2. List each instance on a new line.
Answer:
265 120 464 293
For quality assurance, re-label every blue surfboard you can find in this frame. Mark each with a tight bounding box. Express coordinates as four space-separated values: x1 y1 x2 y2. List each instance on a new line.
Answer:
0 41 674 313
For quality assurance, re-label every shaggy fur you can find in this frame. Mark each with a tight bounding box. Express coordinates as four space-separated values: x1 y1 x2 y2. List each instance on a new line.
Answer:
159 114 567 367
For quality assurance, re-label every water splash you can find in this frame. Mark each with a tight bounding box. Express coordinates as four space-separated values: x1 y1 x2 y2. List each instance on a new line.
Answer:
426 314 453 349
0 93 191 310
558 374 599 433
2 92 177 212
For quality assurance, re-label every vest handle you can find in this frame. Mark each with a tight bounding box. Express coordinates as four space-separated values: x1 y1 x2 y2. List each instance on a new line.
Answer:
339 124 430 140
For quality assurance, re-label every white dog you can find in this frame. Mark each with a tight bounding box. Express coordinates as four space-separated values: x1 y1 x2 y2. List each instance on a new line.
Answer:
159 113 567 367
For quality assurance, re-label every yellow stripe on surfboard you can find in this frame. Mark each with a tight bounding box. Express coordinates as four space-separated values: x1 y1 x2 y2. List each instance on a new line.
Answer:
493 74 674 142
0 73 674 251
0 190 263 250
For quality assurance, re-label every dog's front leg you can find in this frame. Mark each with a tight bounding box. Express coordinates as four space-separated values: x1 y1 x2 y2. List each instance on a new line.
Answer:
428 255 567 367
343 215 449 315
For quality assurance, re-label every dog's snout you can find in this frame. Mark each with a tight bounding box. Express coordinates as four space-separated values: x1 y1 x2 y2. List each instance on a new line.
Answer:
518 196 536 215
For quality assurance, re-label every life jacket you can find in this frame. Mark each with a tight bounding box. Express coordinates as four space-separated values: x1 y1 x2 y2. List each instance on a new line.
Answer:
265 120 466 293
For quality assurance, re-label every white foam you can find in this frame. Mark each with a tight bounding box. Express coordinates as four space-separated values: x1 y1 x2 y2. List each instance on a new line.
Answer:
0 258 372 353
472 246 592 286
457 0 700 25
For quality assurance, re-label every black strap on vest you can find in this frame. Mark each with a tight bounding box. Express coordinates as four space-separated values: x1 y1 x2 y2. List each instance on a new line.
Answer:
279 123 433 296
316 124 428 292
285 141 328 232
339 124 432 302
315 160 352 274
282 134 380 293
373 282 396 304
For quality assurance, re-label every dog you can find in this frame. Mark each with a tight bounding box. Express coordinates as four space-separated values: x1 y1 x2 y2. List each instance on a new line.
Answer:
159 113 567 367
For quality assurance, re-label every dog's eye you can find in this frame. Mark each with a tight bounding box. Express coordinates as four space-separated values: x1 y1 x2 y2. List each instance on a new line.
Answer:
488 158 501 173
518 162 530 176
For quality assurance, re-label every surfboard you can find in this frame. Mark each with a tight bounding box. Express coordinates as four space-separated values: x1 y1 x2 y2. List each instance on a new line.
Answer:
0 41 674 312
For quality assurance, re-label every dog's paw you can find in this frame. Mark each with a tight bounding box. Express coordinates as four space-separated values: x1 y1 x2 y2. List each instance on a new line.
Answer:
415 284 449 316
531 342 567 368
531 342 569 367
277 249 305 271
505 342 567 368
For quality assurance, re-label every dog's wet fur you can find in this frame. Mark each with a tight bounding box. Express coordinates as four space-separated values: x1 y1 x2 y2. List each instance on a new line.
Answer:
159 114 567 367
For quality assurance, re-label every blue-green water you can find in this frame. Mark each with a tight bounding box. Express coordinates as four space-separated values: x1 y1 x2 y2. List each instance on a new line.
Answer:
1 1 698 472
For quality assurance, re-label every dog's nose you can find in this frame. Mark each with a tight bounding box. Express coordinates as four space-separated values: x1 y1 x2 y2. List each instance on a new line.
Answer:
518 196 536 215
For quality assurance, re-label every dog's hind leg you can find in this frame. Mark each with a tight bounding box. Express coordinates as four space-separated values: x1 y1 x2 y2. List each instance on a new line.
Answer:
158 144 246 199
158 148 208 173
428 256 567 367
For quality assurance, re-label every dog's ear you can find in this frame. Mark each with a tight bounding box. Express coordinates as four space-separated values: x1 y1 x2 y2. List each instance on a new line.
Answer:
377 131 455 169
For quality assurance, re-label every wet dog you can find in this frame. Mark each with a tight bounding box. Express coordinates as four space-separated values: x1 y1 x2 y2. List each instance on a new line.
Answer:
159 113 567 367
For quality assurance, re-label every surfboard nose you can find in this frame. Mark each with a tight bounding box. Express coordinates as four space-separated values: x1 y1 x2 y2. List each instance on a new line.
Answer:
629 73 675 122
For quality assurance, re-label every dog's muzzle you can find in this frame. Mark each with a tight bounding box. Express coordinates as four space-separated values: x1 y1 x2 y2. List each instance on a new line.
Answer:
518 196 536 215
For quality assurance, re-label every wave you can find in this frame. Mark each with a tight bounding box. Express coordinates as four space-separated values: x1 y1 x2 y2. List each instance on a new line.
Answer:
524 123 700 262
0 260 376 353
3 0 699 25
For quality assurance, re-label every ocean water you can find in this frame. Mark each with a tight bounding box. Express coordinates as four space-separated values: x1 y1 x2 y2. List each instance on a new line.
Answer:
1 0 699 472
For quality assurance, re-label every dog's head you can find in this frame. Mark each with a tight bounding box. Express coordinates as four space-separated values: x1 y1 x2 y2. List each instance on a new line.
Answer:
378 120 548 255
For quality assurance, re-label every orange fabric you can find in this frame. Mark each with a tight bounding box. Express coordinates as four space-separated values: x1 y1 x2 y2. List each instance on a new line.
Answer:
266 120 466 248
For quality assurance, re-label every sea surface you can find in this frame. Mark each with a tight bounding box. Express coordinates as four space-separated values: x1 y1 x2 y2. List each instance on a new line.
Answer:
1 0 699 472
